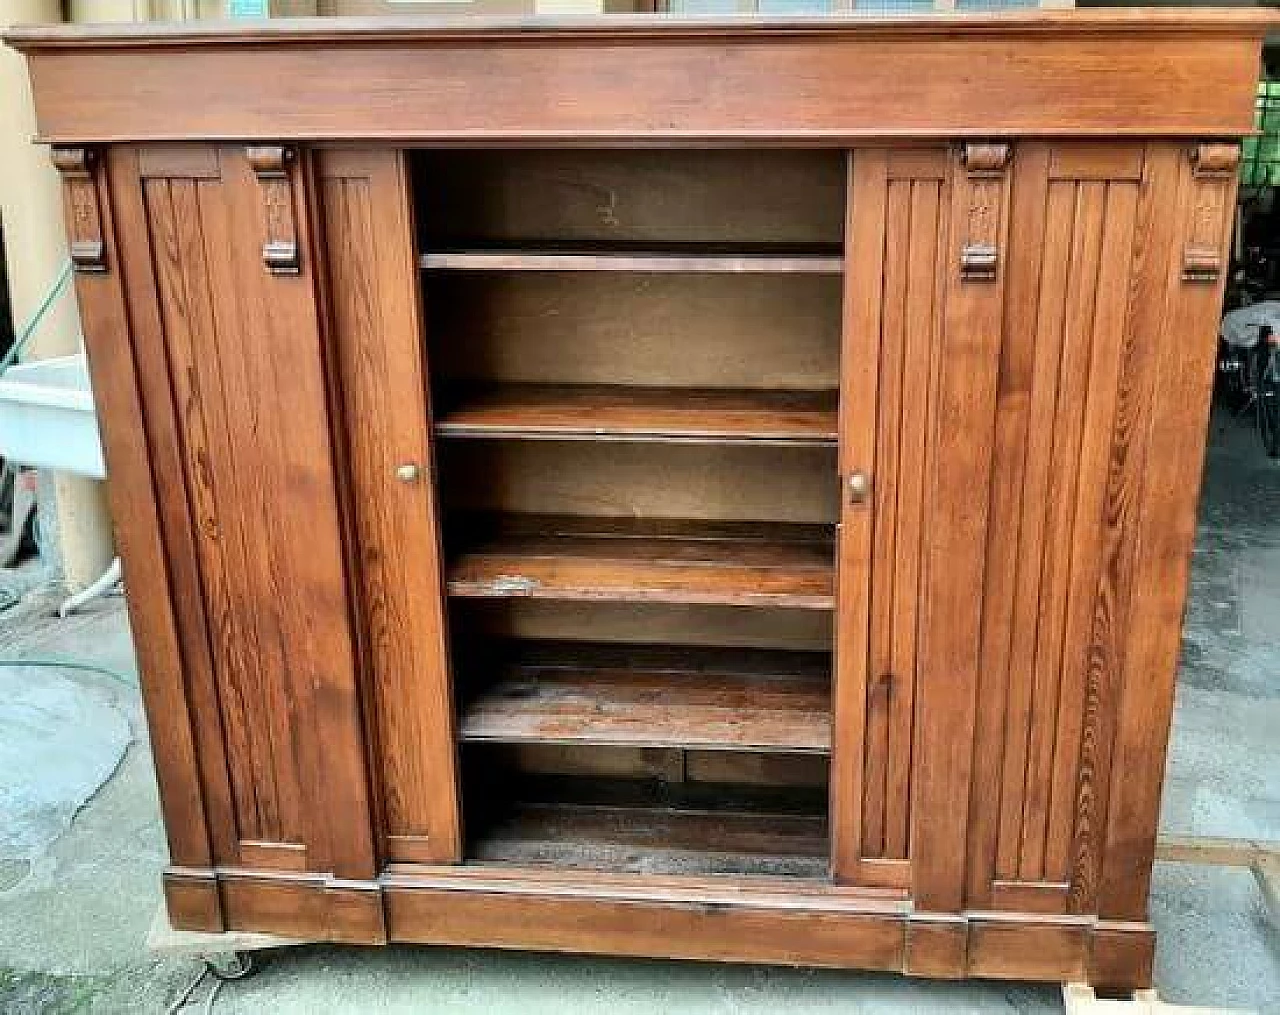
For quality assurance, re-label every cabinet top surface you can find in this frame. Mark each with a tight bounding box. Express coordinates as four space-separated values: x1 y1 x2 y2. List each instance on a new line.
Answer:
5 8 1277 48
8 8 1275 143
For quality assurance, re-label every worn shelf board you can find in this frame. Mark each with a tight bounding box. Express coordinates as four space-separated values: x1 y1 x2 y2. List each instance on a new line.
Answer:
420 248 844 274
468 800 830 878
459 642 832 753
445 515 836 609
435 384 838 445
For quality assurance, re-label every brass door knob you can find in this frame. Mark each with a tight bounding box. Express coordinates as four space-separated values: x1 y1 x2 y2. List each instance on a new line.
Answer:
396 463 421 484
847 471 871 504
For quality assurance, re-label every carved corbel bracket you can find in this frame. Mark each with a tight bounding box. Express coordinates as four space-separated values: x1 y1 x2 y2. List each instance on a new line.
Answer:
958 142 1012 282
51 146 107 274
1181 247 1223 284
1181 143 1240 283
960 142 1012 179
245 145 301 275
1189 142 1241 180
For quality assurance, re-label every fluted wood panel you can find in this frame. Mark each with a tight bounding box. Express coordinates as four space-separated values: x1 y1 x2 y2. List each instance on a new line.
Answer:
144 168 309 856
834 148 950 889
861 165 947 865
316 148 463 864
966 144 1169 913
115 146 377 880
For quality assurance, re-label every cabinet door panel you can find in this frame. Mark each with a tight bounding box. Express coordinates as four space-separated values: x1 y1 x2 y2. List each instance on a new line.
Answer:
316 149 463 864
109 145 376 880
839 142 1233 920
833 148 952 890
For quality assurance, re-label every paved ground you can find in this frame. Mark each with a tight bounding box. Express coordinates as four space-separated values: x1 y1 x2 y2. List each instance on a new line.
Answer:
0 406 1276 1014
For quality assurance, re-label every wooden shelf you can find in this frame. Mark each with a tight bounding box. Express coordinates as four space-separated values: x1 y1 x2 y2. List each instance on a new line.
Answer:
420 247 843 274
459 643 831 754
445 515 836 610
435 384 838 446
468 800 829 878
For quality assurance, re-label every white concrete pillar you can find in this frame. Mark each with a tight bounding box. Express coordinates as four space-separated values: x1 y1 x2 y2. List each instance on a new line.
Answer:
1 0 118 593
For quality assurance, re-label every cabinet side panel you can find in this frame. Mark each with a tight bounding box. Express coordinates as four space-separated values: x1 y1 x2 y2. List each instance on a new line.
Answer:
1099 143 1239 920
64 150 221 906
316 148 463 864
107 146 243 878
1062 146 1181 914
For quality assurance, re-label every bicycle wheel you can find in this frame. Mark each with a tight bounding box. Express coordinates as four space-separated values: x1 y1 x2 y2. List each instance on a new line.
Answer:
1259 351 1280 458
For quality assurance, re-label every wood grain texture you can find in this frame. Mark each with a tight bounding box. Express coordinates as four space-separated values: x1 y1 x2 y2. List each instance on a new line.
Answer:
1088 922 1155 995
425 272 841 392
1098 144 1239 921
965 143 1050 910
904 919 967 979
317 148 463 864
1044 179 1141 884
173 861 1154 988
20 8 1253 974
416 148 844 248
435 384 837 445
457 643 831 753
9 17 1269 143
162 872 223 934
861 155 947 865
145 170 302 851
386 882 904 969
964 145 1154 915
831 149 884 883
52 147 107 272
447 515 835 610
1061 148 1177 914
421 250 842 273
966 920 1088 982
108 146 243 870
439 441 839 527
72 148 224 889
911 144 1010 913
460 599 834 654
117 145 376 881
468 801 830 878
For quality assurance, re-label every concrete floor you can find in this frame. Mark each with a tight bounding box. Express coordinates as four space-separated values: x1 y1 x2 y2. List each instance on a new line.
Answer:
0 407 1276 1014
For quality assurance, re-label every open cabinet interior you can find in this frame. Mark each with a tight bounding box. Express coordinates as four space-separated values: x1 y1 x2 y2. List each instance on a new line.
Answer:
414 149 846 877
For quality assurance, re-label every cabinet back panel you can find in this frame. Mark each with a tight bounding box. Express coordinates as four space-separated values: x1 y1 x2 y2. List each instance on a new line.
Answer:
425 273 841 390
438 442 839 524
478 744 830 790
416 149 845 248
452 601 834 653
462 745 830 877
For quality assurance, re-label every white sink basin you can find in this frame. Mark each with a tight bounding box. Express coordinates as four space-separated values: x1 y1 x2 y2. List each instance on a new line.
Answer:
0 354 105 479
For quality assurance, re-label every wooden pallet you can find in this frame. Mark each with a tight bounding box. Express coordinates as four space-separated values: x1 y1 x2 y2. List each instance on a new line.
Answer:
1155 835 1280 930
1063 984 1256 1015
146 905 299 960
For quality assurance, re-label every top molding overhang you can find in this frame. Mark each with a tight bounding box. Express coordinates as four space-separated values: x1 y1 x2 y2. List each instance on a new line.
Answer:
6 9 1278 144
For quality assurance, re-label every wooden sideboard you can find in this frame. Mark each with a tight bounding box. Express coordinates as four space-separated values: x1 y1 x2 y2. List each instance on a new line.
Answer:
8 9 1274 990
